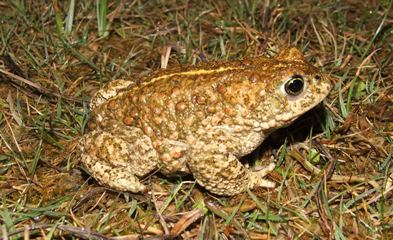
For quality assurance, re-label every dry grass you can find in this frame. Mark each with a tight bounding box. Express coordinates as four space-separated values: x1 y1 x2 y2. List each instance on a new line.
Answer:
0 0 392 239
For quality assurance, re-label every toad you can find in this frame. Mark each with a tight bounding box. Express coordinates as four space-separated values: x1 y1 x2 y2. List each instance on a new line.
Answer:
79 47 331 196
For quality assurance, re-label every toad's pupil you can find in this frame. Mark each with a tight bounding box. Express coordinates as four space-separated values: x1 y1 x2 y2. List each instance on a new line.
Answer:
285 76 304 95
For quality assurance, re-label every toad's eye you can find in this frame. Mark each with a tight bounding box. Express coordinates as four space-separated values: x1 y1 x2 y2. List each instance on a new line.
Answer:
284 75 304 96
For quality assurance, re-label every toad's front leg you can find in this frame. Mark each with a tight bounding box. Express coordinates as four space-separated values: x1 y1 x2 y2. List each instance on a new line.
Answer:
187 129 276 196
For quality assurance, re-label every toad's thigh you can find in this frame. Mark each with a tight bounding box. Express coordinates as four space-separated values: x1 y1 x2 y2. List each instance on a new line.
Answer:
81 126 159 177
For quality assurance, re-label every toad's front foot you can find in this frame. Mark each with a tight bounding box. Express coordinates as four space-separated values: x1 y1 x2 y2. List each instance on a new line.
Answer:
248 163 276 189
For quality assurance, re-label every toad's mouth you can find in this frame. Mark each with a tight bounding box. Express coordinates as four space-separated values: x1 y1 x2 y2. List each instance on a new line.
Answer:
288 85 331 121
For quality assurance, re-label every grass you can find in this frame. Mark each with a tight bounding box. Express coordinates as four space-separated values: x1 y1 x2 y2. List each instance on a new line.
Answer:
1 0 393 239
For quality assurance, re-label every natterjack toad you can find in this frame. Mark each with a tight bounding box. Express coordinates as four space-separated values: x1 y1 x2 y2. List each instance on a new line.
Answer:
79 47 331 196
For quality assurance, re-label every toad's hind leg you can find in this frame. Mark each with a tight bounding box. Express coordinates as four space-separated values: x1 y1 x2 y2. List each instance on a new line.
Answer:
79 126 159 193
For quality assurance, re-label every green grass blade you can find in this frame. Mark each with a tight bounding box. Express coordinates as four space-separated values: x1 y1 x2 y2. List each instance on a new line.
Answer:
65 0 76 34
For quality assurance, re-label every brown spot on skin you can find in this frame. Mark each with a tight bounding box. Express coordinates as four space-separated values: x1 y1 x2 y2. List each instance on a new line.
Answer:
243 95 250 105
161 153 171 161
171 87 181 96
207 106 216 113
130 110 139 118
242 59 251 65
152 140 162 150
176 101 187 112
210 95 219 104
107 100 117 110
195 95 206 105
211 112 224 125
153 116 163 125
224 107 236 116
100 121 108 128
115 111 124 119
142 114 150 122
139 95 147 103
167 102 175 112
170 148 183 159
249 73 258 83
142 124 154 136
195 111 205 119
217 84 226 94
88 122 97 130
123 116 134 125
